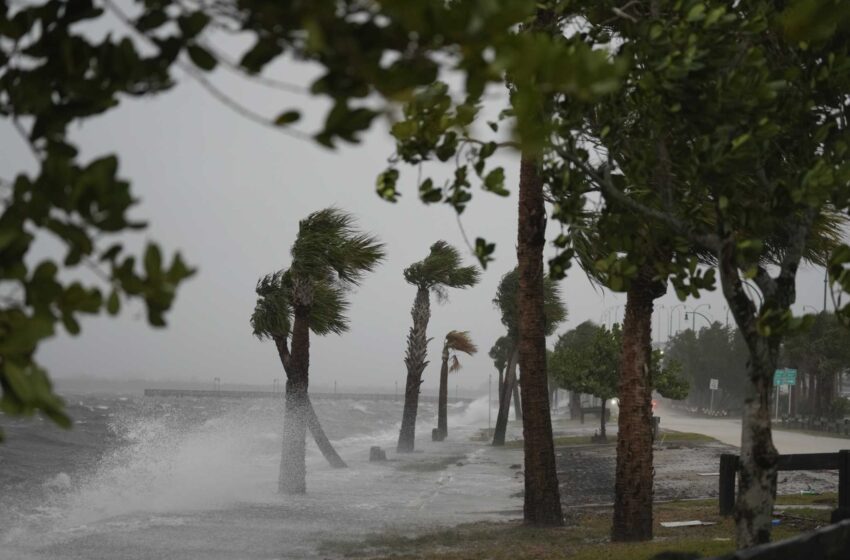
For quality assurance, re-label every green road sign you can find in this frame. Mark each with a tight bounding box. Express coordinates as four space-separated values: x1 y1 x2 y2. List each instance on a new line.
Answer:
773 368 798 387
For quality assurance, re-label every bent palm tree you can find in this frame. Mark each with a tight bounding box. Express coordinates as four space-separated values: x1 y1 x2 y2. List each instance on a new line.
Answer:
251 208 385 494
491 267 567 446
397 241 480 453
489 335 512 396
434 330 477 441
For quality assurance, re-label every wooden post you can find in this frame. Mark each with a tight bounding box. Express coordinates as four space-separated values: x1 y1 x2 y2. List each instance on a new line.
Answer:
719 453 738 516
834 449 850 522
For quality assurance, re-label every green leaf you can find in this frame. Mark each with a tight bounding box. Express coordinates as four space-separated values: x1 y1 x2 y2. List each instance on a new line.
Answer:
178 12 210 38
106 290 120 315
274 111 301 125
144 244 163 279
187 44 217 71
483 167 508 196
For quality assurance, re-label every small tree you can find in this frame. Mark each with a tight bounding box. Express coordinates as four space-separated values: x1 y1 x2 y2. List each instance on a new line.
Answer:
489 335 513 396
491 268 567 446
397 241 479 453
550 322 619 441
434 330 477 441
250 208 385 493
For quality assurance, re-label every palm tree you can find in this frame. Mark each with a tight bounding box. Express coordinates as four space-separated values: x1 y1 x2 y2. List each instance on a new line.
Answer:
397 241 480 453
491 267 567 446
251 208 385 494
489 335 512 396
434 330 477 441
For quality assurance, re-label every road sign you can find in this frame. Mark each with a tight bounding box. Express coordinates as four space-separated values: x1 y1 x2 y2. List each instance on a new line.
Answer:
709 378 719 391
773 368 798 387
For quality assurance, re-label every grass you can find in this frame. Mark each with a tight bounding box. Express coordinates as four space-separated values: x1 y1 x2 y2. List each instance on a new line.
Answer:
494 430 717 449
772 425 850 439
319 498 833 559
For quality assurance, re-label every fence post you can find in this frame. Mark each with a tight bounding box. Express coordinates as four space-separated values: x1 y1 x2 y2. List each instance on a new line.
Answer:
719 453 738 516
833 449 850 523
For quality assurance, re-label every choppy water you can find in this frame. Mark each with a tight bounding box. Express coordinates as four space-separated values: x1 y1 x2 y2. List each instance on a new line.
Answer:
0 394 518 559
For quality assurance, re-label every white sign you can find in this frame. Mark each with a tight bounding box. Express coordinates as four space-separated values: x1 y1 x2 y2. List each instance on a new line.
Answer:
709 378 719 391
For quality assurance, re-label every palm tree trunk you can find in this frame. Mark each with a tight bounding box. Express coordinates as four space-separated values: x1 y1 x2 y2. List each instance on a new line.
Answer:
305 396 347 468
516 154 563 526
436 343 449 441
279 303 311 494
512 375 523 421
612 280 657 541
493 348 518 446
398 287 431 453
569 391 581 421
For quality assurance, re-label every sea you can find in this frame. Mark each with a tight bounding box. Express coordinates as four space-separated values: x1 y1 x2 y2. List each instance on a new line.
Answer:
0 393 520 559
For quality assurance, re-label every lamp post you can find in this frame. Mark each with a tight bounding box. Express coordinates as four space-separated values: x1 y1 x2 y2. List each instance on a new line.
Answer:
802 304 818 315
668 304 686 338
685 304 711 331
684 310 712 331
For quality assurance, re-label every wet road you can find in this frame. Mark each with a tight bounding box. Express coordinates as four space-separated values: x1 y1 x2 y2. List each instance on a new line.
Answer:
658 406 850 454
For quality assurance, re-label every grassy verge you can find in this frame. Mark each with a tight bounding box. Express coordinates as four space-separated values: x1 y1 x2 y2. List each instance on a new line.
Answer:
487 430 717 449
396 455 466 472
772 425 850 439
319 496 835 560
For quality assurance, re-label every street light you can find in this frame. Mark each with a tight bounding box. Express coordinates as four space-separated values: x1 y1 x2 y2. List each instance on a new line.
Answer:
668 304 686 338
684 310 712 331
684 304 711 331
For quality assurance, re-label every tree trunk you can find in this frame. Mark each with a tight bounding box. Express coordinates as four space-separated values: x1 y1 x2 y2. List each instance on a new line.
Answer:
498 368 505 397
516 154 563 526
493 348 518 446
279 302 311 494
735 346 779 547
436 342 449 441
599 401 607 441
612 280 658 541
397 287 431 453
513 374 523 421
569 391 581 421
305 396 347 468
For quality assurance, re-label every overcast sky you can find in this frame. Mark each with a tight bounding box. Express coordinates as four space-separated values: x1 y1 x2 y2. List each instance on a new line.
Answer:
0 39 838 396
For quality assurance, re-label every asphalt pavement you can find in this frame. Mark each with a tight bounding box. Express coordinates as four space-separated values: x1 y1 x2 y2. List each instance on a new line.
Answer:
657 405 850 454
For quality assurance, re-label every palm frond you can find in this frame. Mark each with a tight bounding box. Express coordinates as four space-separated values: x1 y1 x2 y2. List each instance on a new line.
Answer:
404 240 481 293
445 330 477 355
488 335 513 371
449 355 462 373
291 207 386 286
251 270 292 340
493 268 568 338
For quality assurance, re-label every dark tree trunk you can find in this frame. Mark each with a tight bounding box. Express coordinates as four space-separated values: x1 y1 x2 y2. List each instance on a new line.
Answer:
398 287 431 453
275 335 346 471
436 343 449 441
305 396 347 468
612 279 659 541
569 391 581 421
498 368 505 397
599 401 607 441
513 374 523 421
516 154 563 526
279 302 311 494
493 348 518 446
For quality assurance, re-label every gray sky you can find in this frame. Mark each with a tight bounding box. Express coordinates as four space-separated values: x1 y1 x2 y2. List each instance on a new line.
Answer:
0 45 837 396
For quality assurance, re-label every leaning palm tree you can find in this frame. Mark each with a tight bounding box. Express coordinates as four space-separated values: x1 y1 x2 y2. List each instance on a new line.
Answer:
491 267 567 446
397 241 480 453
489 335 512 396
251 208 385 494
434 330 477 441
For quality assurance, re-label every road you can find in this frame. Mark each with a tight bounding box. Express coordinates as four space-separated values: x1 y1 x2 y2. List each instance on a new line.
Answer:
657 406 850 454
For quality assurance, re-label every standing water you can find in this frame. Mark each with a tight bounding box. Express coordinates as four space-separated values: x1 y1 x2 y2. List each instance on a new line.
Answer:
0 394 520 559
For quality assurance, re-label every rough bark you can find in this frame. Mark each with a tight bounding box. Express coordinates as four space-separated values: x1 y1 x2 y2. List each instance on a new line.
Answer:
397 287 431 453
279 300 311 494
492 348 518 446
516 154 563 526
436 342 449 441
305 396 347 468
612 278 659 541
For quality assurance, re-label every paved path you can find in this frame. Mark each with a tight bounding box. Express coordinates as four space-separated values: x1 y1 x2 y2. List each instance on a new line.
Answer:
658 406 850 454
